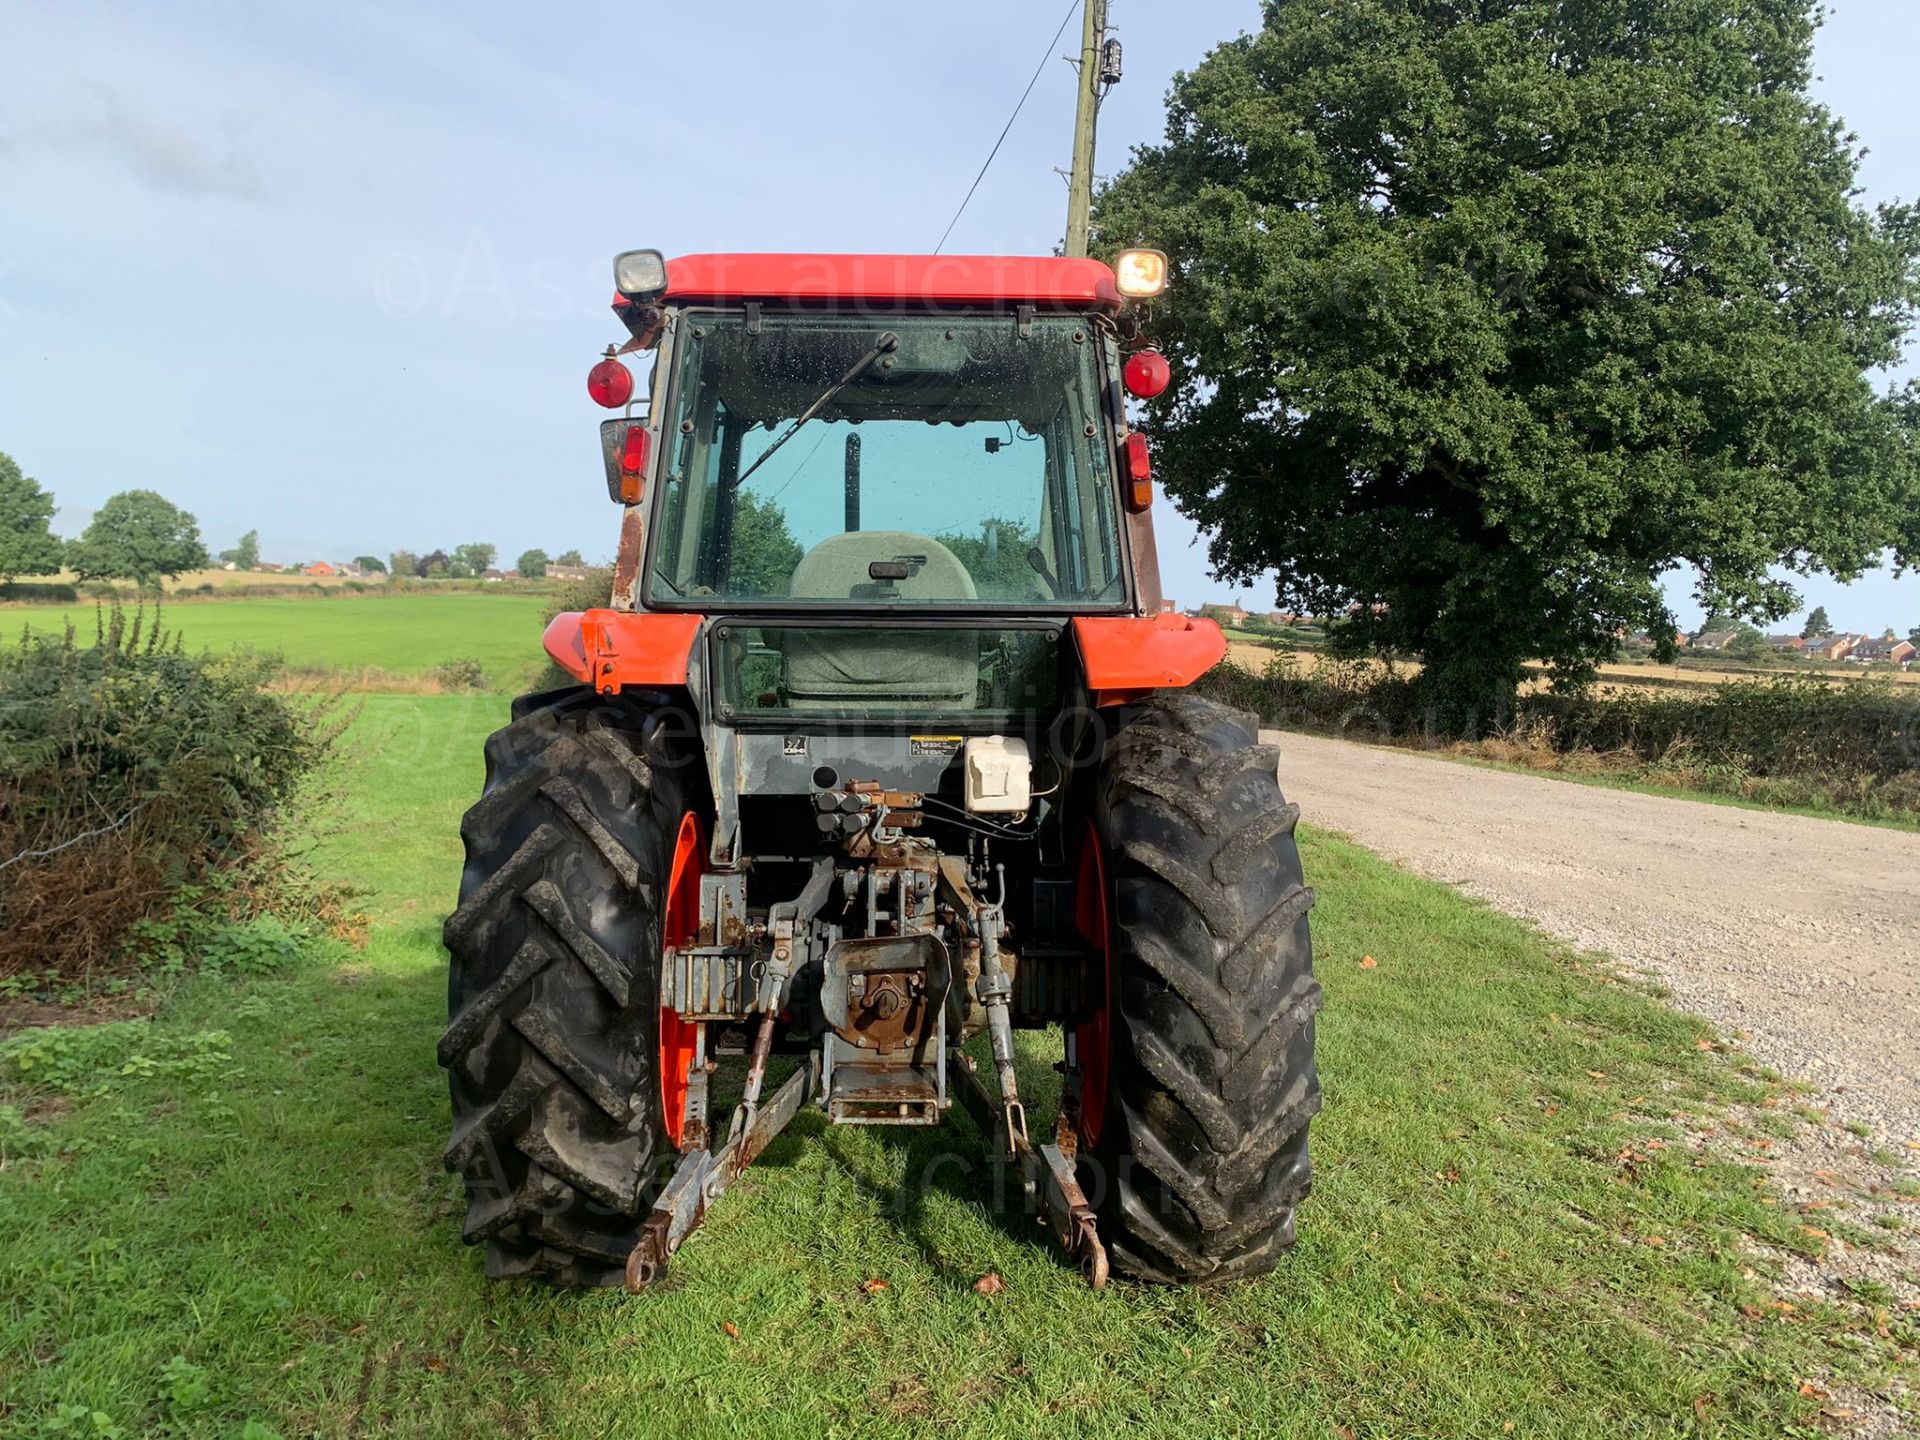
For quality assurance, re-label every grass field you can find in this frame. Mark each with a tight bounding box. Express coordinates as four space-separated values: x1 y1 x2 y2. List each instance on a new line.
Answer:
2 695 1914 1437
6 594 553 689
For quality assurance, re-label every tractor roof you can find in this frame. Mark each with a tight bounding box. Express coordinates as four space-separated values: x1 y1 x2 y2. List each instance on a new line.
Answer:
656 253 1124 310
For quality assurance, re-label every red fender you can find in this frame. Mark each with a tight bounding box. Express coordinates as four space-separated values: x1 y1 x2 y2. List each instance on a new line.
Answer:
543 609 703 694
1071 613 1227 707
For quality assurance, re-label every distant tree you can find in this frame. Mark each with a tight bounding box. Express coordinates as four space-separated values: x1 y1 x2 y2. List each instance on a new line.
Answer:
1096 0 1920 725
1801 606 1832 638
218 529 260 570
353 555 387 574
1885 627 1899 641
516 548 549 580
554 549 584 567
0 450 67 583
727 495 803 596
416 549 450 578
453 542 497 577
1726 624 1768 660
67 489 209 585
935 517 1042 599
389 549 417 578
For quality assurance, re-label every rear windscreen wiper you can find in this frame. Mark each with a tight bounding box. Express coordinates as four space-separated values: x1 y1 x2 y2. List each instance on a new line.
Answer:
727 332 898 492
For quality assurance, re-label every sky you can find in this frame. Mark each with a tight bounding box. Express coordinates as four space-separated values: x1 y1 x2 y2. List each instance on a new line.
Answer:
0 0 1914 634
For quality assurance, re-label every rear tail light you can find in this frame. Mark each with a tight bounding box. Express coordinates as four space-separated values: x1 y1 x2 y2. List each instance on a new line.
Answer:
1123 432 1152 512
618 428 650 505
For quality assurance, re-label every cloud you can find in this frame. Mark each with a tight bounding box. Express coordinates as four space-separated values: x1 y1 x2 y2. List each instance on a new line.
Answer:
0 82 263 200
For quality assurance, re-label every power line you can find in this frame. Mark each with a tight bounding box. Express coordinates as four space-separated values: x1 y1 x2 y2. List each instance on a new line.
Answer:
933 0 1082 255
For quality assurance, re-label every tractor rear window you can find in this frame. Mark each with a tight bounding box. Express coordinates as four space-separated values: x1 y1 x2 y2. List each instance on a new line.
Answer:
714 625 1061 720
647 313 1126 609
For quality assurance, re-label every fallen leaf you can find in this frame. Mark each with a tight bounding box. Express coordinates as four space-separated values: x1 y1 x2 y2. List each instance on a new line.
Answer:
1543 1104 1559 1117
423 1357 448 1374
1586 1070 1608 1080
861 1278 889 1294
973 1273 1005 1296
1644 1234 1666 1247
1798 1381 1829 1399
1693 1394 1712 1422
1358 955 1378 970
722 1322 740 1339
1695 1038 1716 1051
1335 1428 1357 1440
1503 1425 1514 1434
1799 1226 1829 1242
346 1323 368 1337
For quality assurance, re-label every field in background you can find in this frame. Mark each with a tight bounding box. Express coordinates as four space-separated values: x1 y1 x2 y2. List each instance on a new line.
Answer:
1225 641 1920 694
6 593 552 690
2 693 1913 1437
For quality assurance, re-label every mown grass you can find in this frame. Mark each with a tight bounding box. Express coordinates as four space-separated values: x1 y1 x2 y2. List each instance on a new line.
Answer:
6 595 551 690
1 695 1914 1438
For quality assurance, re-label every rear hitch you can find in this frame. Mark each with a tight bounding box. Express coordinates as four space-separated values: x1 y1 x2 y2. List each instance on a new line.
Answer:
625 1053 819 1291
951 1054 1109 1290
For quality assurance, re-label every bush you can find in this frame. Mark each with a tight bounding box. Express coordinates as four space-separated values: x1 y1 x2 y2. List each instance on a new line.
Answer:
0 605 342 982
430 656 490 691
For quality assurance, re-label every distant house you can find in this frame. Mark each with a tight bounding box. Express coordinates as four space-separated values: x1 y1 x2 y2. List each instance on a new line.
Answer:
1805 634 1859 662
1202 603 1250 627
546 564 590 582
1762 634 1806 651
1268 610 1300 627
304 561 337 577
1692 630 1739 650
257 562 285 573
336 561 365 579
1849 636 1916 665
1158 597 1177 614
481 569 520 583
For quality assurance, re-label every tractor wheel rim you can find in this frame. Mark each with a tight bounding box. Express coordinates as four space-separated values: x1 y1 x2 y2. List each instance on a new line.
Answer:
1072 818 1112 1151
660 811 705 1150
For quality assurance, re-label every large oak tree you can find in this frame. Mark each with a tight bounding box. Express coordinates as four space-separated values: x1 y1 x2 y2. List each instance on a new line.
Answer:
1097 0 1919 723
66 489 209 587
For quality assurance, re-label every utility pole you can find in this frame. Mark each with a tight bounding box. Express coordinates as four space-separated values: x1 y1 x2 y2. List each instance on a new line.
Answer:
1064 0 1110 259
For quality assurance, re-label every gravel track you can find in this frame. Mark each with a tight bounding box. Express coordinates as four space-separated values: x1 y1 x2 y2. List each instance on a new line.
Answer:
1263 729 1920 1146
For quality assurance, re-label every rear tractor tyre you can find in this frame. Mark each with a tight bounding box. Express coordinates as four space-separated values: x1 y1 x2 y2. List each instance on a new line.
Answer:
439 686 702 1287
1077 691 1321 1284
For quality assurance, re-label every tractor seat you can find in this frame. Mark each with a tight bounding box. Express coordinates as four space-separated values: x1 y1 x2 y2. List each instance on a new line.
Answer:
782 531 980 709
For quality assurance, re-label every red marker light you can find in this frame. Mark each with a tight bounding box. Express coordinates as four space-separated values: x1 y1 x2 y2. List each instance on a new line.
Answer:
1123 349 1171 399
1123 432 1152 512
588 356 634 408
617 428 650 504
621 427 649 476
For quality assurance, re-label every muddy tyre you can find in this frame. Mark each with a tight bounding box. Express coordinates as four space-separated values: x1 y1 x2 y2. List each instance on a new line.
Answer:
439 687 698 1287
1078 691 1321 1283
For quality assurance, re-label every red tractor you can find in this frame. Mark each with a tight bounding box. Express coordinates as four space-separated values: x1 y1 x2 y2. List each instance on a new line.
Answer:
440 249 1319 1289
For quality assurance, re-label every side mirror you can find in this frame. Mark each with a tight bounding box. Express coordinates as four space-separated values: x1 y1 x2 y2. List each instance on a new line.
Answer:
601 418 651 505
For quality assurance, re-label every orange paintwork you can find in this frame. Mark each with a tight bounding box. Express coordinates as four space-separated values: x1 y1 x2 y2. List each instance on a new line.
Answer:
542 609 703 695
1071 612 1226 706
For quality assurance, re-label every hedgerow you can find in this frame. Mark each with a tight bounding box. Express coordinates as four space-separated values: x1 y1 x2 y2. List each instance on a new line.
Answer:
1203 653 1920 820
